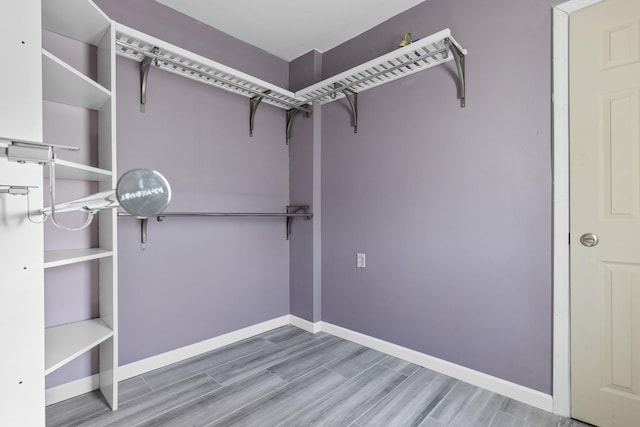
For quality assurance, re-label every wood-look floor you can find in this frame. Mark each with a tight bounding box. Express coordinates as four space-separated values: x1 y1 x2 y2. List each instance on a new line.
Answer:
46 326 593 427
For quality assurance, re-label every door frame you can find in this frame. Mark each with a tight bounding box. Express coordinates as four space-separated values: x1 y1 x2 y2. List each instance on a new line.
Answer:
552 0 604 417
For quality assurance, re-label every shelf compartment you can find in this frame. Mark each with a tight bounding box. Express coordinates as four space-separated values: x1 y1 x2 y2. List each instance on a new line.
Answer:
43 49 111 110
295 28 466 105
42 0 111 46
45 319 113 376
44 248 113 269
114 24 304 111
44 159 112 181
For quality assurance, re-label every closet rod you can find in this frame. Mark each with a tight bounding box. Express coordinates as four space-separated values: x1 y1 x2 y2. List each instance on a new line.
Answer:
115 40 312 114
118 205 312 246
117 212 312 218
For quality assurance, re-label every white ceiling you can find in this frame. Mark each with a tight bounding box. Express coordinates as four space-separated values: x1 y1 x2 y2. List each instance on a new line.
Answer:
154 0 426 61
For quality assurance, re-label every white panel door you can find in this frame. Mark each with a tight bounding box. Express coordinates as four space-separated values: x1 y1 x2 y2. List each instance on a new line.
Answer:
570 0 640 425
0 1 42 143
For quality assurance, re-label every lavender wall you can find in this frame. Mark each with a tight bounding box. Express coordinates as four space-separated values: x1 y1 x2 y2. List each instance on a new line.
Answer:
99 0 291 365
45 1 291 387
43 0 557 395
289 50 322 322
114 56 290 365
320 0 556 393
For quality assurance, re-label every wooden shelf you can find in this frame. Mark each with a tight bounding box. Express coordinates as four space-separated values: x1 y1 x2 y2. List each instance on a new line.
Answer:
42 0 110 46
42 49 111 110
45 319 113 376
44 248 113 268
44 159 112 181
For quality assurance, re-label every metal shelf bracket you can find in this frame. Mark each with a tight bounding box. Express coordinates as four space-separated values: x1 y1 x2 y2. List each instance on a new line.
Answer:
333 84 358 133
285 108 312 145
140 217 148 250
249 90 271 137
445 38 466 108
286 205 311 240
140 47 158 113
285 109 300 145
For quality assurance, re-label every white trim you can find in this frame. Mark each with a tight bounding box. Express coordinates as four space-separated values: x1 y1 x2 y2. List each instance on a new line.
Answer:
47 315 554 413
46 374 99 406
119 315 290 380
555 0 602 14
551 0 604 417
318 321 552 412
289 315 322 333
45 315 290 405
552 5 572 418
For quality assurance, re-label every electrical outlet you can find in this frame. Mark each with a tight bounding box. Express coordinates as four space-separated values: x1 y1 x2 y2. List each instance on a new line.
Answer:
356 252 366 268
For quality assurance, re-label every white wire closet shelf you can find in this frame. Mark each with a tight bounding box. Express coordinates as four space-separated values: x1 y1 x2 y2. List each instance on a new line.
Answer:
113 24 466 138
294 28 467 106
114 24 305 112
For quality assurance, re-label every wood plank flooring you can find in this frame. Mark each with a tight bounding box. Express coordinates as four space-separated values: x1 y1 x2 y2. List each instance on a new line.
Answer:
46 326 593 427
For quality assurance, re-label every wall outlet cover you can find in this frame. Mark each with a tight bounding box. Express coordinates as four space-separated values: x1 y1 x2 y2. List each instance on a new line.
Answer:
356 252 366 268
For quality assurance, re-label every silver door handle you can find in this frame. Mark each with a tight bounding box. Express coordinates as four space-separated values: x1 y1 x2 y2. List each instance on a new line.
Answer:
580 233 599 247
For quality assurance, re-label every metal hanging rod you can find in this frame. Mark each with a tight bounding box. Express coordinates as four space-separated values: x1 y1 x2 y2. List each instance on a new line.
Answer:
117 205 312 248
116 211 312 218
115 39 312 114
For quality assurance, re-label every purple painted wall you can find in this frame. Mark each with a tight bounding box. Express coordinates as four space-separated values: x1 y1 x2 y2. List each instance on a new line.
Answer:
320 0 555 393
43 0 557 396
114 56 290 365
45 2 290 387
102 0 291 365
289 50 322 322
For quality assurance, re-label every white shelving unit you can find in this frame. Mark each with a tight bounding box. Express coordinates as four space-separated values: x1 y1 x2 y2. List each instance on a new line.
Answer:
44 159 112 181
42 49 111 110
42 0 111 46
41 0 119 410
44 319 114 375
44 248 113 268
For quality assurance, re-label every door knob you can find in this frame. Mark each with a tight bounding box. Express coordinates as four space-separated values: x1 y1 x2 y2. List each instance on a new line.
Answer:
580 233 599 247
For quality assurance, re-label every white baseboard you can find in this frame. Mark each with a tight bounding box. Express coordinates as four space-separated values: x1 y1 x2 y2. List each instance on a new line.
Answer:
45 314 553 414
289 315 321 333
46 374 99 406
317 321 553 412
45 315 290 405
119 315 290 380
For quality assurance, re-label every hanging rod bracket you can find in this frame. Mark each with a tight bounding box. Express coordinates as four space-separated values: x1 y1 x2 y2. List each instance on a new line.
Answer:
0 185 35 195
334 84 358 133
1 141 79 165
445 38 466 108
285 109 300 145
140 217 148 250
286 205 311 240
285 104 313 144
140 47 159 113
249 90 271 137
